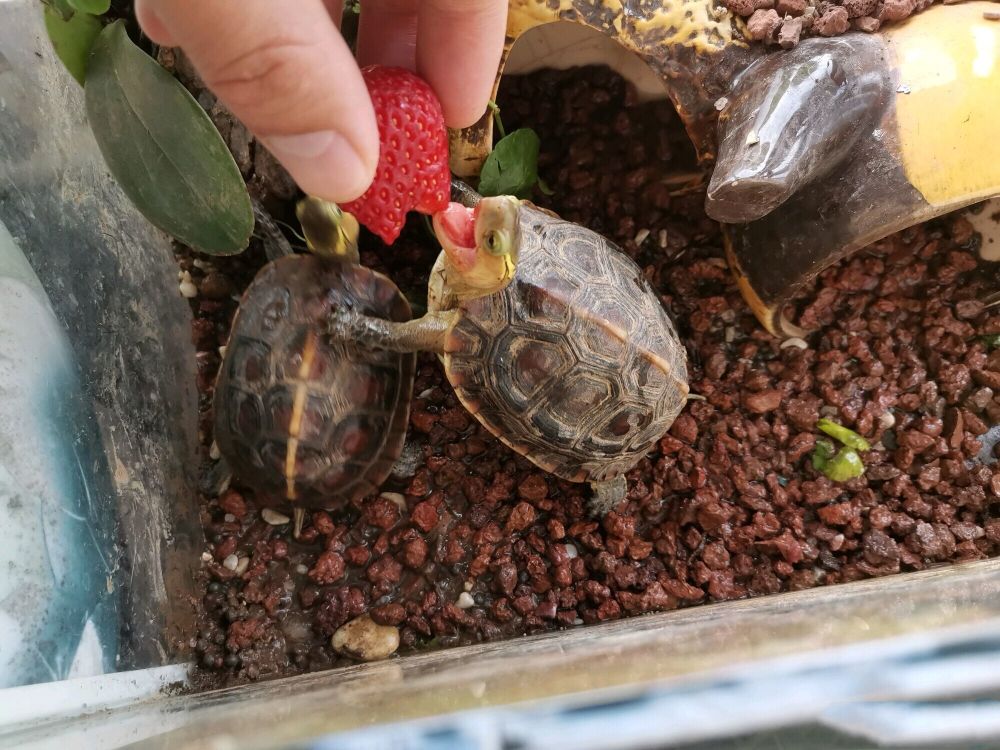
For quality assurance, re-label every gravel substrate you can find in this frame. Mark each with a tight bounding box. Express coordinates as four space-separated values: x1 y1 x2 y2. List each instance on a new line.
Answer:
182 65 1000 688
726 0 933 47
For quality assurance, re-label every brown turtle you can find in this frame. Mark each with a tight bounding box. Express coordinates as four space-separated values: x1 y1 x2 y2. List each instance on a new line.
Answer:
212 201 415 528
327 184 689 514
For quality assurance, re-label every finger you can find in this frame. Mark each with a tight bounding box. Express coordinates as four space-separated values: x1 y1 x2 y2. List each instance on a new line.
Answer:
137 0 378 203
417 0 508 128
357 0 418 70
135 0 176 47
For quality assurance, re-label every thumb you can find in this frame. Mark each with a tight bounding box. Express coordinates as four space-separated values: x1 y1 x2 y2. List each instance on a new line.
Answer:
136 0 378 203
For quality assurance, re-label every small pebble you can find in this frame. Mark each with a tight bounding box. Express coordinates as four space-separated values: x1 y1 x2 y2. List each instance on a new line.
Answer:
658 229 668 248
565 543 579 559
634 228 651 245
218 345 227 357
714 97 729 111
201 551 213 563
262 508 291 525
746 129 760 146
224 513 236 523
380 492 407 511
456 592 476 609
331 615 400 662
209 441 221 460
879 411 896 429
235 557 250 575
780 337 808 350
222 554 239 571
295 564 309 575
464 580 474 591
179 273 198 299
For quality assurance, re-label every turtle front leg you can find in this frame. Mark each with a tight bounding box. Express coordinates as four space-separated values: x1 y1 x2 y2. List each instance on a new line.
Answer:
589 475 627 517
327 308 457 355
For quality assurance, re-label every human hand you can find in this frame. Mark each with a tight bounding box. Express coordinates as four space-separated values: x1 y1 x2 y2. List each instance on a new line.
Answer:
135 0 508 203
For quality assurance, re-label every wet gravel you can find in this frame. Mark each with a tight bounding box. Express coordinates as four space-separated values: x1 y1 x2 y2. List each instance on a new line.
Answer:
181 66 1000 688
726 0 935 47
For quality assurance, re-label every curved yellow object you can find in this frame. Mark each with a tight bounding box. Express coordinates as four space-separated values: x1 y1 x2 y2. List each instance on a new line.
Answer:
887 2 1000 209
507 0 735 53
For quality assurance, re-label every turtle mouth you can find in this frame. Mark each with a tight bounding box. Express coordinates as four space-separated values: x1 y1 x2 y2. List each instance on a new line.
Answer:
432 201 479 271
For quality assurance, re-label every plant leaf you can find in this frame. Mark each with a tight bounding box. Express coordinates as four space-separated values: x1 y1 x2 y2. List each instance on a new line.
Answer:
478 128 540 200
816 417 871 452
43 5 102 85
822 447 865 482
67 0 110 14
84 22 253 254
45 0 77 21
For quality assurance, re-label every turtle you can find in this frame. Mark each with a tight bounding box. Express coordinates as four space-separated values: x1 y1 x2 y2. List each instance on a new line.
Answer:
324 183 689 514
212 200 416 532
450 1 1000 336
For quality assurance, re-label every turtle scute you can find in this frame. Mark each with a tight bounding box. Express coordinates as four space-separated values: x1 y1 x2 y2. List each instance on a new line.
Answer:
445 205 689 485
214 255 416 509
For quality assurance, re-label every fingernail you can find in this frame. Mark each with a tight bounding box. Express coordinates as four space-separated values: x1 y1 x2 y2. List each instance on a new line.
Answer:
263 131 374 202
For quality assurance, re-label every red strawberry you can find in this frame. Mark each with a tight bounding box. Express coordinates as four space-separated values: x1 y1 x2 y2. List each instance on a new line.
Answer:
343 65 450 245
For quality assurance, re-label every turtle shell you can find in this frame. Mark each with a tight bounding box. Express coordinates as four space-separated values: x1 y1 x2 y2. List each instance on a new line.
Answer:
441 205 689 483
214 255 415 508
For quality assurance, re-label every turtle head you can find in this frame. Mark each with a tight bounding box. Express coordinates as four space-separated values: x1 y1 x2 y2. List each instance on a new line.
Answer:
433 196 521 300
295 197 360 263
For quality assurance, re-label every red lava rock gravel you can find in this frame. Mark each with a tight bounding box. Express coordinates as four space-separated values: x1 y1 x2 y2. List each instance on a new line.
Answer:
180 65 1000 687
723 0 934 46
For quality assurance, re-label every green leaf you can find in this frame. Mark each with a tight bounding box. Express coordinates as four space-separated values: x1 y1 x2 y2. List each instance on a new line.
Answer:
45 0 77 21
67 0 109 14
822 447 865 482
84 22 253 254
811 438 836 471
816 417 871 452
980 334 1000 350
43 4 102 85
478 128 541 200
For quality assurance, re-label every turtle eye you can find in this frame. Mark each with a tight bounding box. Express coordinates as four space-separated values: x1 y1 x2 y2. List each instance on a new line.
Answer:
484 230 509 256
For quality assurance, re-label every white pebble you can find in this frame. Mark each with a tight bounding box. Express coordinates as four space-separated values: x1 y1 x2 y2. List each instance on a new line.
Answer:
262 508 291 525
222 554 239 571
724 326 736 343
686 393 707 401
201 551 213 563
192 259 212 270
565 543 579 559
379 492 407 511
464 580 473 592
573 618 584 626
224 513 236 523
417 388 435 399
179 279 198 298
456 592 475 609
332 615 400 662
879 411 896 429
714 96 729 111
295 564 309 575
634 228 650 246
658 229 669 248
780 337 808 350
218 345 227 357
746 129 760 146
209 441 221 460
235 557 250 575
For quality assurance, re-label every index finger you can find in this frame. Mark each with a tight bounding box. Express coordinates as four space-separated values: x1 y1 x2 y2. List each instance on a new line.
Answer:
416 0 508 129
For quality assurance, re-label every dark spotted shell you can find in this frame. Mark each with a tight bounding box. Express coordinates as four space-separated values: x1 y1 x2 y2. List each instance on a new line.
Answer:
214 255 415 509
443 205 689 483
